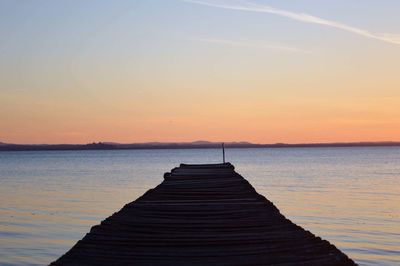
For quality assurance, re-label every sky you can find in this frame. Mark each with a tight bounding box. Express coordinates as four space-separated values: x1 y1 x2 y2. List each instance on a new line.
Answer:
1 0 400 144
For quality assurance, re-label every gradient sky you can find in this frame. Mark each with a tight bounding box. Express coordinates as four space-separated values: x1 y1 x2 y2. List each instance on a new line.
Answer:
1 0 400 144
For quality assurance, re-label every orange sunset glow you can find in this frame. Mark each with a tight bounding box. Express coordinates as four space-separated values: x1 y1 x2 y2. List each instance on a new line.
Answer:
1 1 400 144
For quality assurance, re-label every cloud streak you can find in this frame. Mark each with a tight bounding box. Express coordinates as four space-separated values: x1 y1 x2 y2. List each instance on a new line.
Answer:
196 38 310 53
184 0 400 46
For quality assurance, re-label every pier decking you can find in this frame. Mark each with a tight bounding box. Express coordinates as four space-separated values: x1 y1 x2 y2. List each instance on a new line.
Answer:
51 163 356 265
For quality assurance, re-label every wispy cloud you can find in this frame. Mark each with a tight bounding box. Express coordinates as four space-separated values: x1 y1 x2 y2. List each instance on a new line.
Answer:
196 38 309 53
184 0 400 46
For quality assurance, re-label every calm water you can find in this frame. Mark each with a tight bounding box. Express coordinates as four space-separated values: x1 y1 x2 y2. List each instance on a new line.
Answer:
0 147 399 265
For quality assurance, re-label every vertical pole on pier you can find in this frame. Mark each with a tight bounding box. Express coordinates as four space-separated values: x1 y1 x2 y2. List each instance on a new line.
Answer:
222 142 225 163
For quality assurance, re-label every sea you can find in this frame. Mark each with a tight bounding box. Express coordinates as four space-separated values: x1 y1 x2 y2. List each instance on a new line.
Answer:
0 147 399 266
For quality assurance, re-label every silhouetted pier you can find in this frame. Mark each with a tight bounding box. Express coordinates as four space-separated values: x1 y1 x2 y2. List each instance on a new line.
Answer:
51 163 356 265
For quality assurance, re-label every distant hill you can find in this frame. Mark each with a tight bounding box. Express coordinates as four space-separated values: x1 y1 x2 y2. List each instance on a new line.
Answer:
102 141 253 146
1 140 400 151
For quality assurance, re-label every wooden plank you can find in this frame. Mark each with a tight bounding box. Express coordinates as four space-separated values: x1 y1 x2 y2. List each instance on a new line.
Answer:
50 163 356 266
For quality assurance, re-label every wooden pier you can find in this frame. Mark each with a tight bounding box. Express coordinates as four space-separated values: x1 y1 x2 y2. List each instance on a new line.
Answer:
51 163 356 265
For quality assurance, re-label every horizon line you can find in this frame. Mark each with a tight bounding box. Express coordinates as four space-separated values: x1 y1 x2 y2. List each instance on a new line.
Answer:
2 140 400 146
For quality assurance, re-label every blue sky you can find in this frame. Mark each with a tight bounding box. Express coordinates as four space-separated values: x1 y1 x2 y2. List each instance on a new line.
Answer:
1 1 400 143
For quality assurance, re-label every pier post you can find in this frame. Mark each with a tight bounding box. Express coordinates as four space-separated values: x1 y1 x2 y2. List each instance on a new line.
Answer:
222 142 225 163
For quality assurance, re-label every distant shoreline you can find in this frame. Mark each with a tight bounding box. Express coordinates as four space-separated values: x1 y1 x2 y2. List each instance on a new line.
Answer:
1 141 400 151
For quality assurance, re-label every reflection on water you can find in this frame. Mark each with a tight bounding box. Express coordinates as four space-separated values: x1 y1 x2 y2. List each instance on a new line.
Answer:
0 147 399 265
